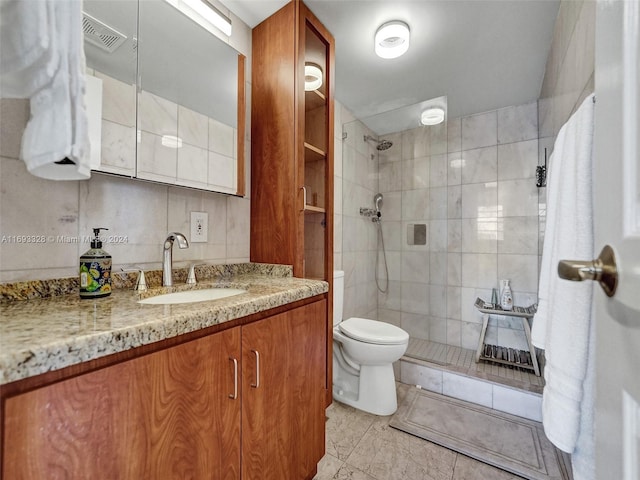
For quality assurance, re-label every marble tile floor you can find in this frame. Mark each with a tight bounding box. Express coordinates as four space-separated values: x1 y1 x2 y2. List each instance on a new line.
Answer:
314 383 528 480
404 338 545 394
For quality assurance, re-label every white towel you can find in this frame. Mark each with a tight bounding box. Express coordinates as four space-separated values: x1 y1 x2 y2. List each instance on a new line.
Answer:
531 94 595 471
0 1 58 98
0 0 91 180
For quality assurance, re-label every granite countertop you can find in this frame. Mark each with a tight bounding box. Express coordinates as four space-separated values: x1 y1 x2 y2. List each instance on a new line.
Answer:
0 264 328 385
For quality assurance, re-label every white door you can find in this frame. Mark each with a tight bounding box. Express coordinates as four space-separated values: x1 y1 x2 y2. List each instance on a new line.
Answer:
594 1 640 478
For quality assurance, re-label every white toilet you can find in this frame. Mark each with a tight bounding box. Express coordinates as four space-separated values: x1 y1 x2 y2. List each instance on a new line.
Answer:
332 270 409 415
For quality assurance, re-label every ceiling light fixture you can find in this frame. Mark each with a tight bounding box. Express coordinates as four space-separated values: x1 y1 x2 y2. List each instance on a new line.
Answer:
375 21 410 59
420 107 445 126
165 0 232 37
304 63 323 91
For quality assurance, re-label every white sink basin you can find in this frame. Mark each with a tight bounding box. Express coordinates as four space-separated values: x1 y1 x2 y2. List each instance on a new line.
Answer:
138 288 247 305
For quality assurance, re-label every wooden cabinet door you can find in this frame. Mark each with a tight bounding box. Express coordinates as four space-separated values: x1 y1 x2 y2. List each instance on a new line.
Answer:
3 329 241 480
241 299 327 480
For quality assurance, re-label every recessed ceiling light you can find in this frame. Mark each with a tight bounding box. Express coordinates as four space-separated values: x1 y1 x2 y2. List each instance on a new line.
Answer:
421 107 445 126
304 63 323 91
375 21 410 59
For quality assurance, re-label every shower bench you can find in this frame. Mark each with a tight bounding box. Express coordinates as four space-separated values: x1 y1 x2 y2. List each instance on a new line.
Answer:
473 298 541 376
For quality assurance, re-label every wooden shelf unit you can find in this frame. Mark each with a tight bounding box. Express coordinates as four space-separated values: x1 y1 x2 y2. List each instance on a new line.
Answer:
250 0 335 407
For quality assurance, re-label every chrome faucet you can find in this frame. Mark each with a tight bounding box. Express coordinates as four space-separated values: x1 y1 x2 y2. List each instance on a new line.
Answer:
162 232 189 286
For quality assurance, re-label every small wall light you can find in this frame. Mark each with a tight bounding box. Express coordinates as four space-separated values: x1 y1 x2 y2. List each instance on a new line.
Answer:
375 21 410 59
420 107 445 126
304 63 323 91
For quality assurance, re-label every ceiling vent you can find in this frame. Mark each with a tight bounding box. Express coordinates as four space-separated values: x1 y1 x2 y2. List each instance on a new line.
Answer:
82 12 127 53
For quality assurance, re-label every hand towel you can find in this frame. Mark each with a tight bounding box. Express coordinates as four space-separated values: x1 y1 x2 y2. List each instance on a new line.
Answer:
0 0 91 180
0 1 59 98
531 93 595 471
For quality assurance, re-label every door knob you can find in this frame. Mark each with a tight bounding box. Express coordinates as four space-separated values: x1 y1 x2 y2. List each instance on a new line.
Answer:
557 245 618 297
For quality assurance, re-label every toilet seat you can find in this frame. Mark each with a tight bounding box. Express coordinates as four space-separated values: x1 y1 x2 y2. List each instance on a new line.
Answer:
339 318 409 345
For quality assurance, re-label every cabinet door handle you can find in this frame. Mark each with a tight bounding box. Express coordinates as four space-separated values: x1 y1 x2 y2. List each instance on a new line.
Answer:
301 186 307 211
250 349 260 388
229 357 238 399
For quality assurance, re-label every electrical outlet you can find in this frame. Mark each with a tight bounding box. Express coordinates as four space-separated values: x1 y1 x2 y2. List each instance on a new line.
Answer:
190 211 208 243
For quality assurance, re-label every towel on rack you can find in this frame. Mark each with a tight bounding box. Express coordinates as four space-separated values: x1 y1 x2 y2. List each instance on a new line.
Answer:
531 93 595 474
0 0 91 180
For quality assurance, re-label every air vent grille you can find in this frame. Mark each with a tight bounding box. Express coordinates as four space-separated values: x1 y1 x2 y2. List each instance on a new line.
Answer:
82 12 127 53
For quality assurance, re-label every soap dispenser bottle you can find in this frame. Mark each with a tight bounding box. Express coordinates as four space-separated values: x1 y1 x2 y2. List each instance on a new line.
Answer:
500 279 513 311
79 228 112 299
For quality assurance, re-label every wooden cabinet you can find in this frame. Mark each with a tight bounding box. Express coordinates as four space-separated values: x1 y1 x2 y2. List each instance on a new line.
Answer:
242 299 326 479
251 0 335 408
2 298 326 480
250 0 334 282
3 328 242 479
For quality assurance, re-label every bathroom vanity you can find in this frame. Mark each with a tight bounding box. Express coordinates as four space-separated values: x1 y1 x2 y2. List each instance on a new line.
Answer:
0 266 328 479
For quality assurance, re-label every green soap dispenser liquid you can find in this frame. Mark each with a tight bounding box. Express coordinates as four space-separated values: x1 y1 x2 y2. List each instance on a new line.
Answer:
79 228 112 299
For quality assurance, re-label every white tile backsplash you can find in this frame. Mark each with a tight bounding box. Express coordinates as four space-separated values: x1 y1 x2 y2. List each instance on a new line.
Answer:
179 106 209 149
99 120 136 175
0 157 80 274
138 90 178 136
177 144 209 188
95 72 136 127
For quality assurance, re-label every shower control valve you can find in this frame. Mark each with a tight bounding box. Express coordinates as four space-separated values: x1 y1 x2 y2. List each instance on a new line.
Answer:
359 207 377 217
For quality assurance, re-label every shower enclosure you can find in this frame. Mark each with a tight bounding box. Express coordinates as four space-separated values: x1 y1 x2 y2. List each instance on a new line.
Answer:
340 99 451 365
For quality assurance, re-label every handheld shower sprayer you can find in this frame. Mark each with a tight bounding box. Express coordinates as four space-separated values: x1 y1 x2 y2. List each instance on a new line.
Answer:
374 193 383 218
374 193 383 213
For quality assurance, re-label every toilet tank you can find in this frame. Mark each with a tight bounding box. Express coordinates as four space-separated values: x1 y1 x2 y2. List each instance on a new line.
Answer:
333 270 344 327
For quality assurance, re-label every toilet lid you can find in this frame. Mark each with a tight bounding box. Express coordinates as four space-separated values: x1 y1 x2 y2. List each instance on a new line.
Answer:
339 318 409 345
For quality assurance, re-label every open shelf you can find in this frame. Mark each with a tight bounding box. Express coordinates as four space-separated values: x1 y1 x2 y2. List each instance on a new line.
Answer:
305 89 326 111
304 205 325 213
304 142 326 162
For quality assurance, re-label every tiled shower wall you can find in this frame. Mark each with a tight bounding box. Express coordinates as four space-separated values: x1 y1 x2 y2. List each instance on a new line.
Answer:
339 116 380 321
539 0 595 146
375 101 541 352
0 8 252 283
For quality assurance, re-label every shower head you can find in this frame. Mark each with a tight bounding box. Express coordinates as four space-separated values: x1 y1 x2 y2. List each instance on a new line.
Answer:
376 139 393 151
374 193 384 213
364 135 394 151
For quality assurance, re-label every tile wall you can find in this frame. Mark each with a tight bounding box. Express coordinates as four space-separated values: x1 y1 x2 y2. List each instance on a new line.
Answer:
0 5 252 283
537 0 595 276
539 0 596 145
343 101 541 354
340 116 380 321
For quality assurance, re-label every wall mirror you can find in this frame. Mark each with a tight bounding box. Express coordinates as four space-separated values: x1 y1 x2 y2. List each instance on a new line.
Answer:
83 0 245 196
